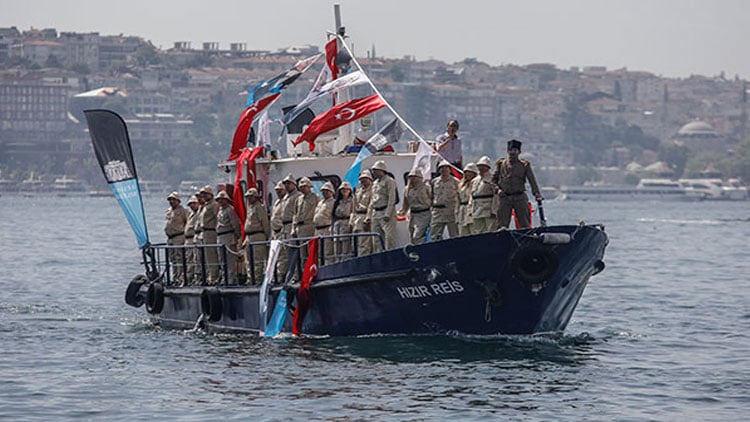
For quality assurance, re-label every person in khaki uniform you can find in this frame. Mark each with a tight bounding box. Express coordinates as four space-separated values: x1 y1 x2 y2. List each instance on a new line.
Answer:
278 174 301 280
184 195 201 285
430 160 459 241
199 185 220 284
313 181 335 263
242 187 270 285
471 156 496 234
368 160 397 252
332 181 353 261
164 192 188 284
293 177 319 264
492 139 542 229
398 168 431 245
350 170 373 257
216 190 241 284
270 181 286 242
458 163 478 236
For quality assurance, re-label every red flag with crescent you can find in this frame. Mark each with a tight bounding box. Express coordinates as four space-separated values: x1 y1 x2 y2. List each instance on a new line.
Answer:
325 38 338 81
292 94 386 151
233 146 264 238
228 93 280 160
292 237 319 335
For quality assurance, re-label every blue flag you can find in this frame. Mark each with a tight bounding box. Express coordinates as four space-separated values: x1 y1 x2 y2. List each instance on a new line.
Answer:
84 110 149 249
343 118 402 188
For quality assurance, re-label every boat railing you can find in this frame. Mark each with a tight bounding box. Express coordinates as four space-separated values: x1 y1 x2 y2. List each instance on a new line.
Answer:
144 232 384 288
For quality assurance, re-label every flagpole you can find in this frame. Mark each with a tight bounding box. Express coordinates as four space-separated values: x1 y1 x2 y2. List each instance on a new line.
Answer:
335 34 426 144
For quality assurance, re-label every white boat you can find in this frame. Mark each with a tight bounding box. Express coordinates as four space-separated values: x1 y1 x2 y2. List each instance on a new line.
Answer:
177 180 206 199
139 180 170 197
561 178 703 201
679 178 748 201
52 176 88 196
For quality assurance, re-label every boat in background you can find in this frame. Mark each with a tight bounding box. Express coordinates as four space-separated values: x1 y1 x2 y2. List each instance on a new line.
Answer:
561 178 704 201
679 178 748 201
52 176 88 196
19 172 48 196
139 180 170 197
178 180 206 199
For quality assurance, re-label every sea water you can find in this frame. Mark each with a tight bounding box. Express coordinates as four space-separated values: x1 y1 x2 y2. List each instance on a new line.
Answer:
1 196 748 420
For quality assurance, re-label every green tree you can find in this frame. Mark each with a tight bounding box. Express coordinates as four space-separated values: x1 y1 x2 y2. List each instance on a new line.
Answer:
658 143 689 177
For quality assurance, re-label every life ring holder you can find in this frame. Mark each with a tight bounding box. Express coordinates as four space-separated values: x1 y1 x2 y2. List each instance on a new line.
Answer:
509 243 559 287
200 288 223 322
125 275 148 308
145 282 165 314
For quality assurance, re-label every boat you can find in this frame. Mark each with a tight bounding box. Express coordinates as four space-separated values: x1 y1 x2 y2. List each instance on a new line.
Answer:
85 6 608 337
19 172 48 196
52 176 88 196
560 178 704 201
139 180 170 197
178 180 206 199
679 178 748 201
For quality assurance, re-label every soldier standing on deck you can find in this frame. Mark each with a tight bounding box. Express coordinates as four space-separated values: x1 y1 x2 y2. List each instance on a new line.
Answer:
458 163 478 236
293 177 319 263
430 160 459 241
216 190 241 284
164 192 188 284
471 156 496 234
350 170 373 256
184 195 201 285
199 185 219 284
368 160 397 252
278 174 301 280
270 181 286 241
242 187 270 285
332 181 353 261
492 139 542 229
313 181 335 263
398 168 432 245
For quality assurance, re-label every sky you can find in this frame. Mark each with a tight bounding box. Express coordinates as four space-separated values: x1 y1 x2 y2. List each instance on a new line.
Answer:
2 0 748 79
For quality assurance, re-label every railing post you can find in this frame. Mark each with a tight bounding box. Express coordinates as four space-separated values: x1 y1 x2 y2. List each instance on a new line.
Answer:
222 245 229 286
199 246 207 286
248 242 255 286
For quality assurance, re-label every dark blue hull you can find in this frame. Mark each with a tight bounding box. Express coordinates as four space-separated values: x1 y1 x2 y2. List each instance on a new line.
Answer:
144 224 608 336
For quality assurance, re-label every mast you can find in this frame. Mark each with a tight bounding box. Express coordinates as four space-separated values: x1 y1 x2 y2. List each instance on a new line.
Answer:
333 4 355 149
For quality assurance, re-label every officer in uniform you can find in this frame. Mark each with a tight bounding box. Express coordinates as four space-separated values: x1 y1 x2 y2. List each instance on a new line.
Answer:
216 190 241 284
332 181 353 261
458 163 478 236
471 156 496 234
313 181 335 263
430 160 459 241
199 185 219 284
270 181 286 242
293 177 319 264
492 139 542 229
278 174 302 280
399 168 431 245
184 195 201 285
242 187 270 285
164 192 188 284
350 170 373 256
368 160 397 252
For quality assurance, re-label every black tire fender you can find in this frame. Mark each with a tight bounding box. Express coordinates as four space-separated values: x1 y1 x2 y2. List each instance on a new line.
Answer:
201 288 223 322
125 275 148 308
145 282 165 314
510 244 559 285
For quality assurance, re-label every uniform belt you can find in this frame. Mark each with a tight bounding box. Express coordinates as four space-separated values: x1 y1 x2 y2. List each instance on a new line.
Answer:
296 221 307 225
195 229 203 234
203 228 216 231
432 204 446 209
355 210 367 214
459 201 469 205
334 216 349 221
472 194 493 199
185 235 194 239
315 224 331 230
503 191 524 196
282 220 293 224
273 228 282 233
217 230 234 236
373 206 387 211
167 232 184 239
411 208 429 214
246 230 265 236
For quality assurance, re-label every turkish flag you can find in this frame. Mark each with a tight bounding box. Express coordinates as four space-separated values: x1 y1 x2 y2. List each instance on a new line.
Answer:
292 237 319 335
233 146 264 238
228 93 280 160
293 94 386 151
325 38 338 81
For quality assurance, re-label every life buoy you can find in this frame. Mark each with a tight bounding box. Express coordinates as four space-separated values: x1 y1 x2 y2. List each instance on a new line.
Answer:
510 244 559 285
125 275 148 308
200 288 223 322
145 282 165 314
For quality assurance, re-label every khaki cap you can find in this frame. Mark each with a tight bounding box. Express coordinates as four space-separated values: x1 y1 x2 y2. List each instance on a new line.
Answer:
166 191 181 201
244 187 259 197
199 185 214 195
187 195 199 204
298 177 313 188
282 173 297 185
275 181 285 190
371 160 387 172
437 159 451 169
321 181 334 192
216 190 231 201
477 156 492 168
359 169 373 180
408 168 423 178
338 181 352 191
463 163 479 174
